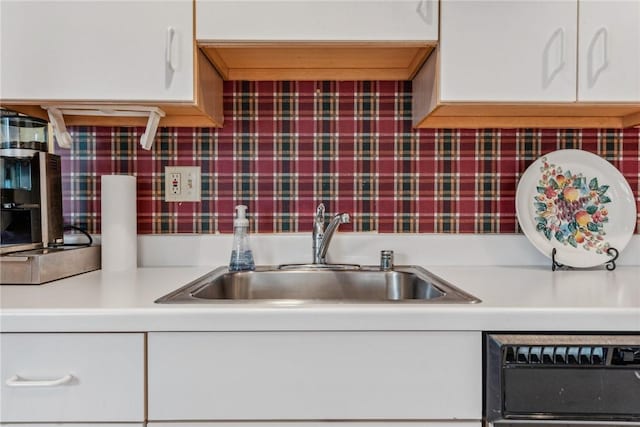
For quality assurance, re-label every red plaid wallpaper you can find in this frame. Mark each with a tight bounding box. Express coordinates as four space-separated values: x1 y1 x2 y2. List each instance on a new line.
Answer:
57 80 640 234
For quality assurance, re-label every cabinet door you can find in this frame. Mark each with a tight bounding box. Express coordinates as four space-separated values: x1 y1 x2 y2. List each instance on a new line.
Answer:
0 333 144 422
0 0 193 102
578 0 640 101
148 331 482 421
440 0 577 102
196 0 438 41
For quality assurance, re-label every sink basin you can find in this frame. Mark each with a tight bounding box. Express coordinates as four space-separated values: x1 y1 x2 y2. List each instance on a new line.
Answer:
155 265 480 304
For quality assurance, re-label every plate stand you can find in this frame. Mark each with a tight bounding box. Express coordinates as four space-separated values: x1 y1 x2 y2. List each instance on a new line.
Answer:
551 247 619 271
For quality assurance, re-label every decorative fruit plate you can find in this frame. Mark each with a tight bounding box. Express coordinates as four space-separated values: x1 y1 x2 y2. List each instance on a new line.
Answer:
516 149 636 268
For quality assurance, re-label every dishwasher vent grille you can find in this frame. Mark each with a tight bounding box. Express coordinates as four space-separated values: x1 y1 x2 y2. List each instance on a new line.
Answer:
504 345 640 366
503 345 602 365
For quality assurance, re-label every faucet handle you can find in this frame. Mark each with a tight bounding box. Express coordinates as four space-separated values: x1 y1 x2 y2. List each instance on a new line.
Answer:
336 212 350 224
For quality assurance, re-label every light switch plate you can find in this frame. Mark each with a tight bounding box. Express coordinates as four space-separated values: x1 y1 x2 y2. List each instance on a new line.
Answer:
164 166 201 202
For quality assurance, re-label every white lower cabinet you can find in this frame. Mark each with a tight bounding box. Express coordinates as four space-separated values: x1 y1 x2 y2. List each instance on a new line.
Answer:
148 331 482 421
0 333 145 422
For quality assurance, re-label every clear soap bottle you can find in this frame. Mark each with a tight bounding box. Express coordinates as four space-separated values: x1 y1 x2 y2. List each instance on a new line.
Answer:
229 205 255 271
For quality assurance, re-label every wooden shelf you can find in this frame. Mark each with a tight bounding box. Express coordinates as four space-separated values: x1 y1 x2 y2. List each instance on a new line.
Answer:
415 104 640 128
200 42 435 81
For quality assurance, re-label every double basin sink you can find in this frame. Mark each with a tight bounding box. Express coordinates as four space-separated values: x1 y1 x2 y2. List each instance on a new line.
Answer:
156 265 480 304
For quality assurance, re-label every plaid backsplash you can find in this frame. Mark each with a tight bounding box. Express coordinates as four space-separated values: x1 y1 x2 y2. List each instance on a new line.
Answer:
57 81 640 234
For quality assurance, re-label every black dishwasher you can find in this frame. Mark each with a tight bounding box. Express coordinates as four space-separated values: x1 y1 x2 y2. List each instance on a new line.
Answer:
485 334 640 426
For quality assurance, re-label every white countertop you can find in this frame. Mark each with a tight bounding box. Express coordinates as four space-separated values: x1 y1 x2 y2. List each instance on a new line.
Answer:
1 265 638 332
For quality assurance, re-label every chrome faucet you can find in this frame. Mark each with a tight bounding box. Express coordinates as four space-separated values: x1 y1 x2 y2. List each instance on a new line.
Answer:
312 203 350 264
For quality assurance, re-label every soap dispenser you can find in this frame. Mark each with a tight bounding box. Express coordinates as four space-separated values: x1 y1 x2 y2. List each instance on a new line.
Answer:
229 205 255 271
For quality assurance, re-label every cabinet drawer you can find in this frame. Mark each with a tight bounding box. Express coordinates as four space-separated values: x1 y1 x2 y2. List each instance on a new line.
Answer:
148 331 481 420
0 333 144 422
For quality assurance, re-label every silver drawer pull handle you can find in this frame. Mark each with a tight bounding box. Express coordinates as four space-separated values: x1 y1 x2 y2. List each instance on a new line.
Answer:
6 374 73 387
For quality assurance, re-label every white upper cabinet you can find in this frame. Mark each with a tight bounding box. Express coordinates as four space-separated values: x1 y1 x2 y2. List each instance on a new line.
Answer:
578 0 640 102
196 0 438 41
0 0 193 102
440 0 578 102
414 0 640 128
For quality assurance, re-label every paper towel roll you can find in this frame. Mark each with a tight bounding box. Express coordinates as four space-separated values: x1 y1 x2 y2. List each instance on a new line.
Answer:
101 175 137 271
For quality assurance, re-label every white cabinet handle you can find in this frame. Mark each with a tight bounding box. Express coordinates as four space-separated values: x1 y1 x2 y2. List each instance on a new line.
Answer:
588 27 609 87
6 374 73 387
166 26 178 72
543 27 566 88
553 27 566 74
416 0 432 24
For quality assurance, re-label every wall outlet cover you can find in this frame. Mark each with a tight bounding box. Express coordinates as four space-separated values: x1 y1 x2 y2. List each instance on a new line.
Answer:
165 166 201 202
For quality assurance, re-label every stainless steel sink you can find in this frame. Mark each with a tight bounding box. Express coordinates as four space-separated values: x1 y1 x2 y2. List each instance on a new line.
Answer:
155 265 480 304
